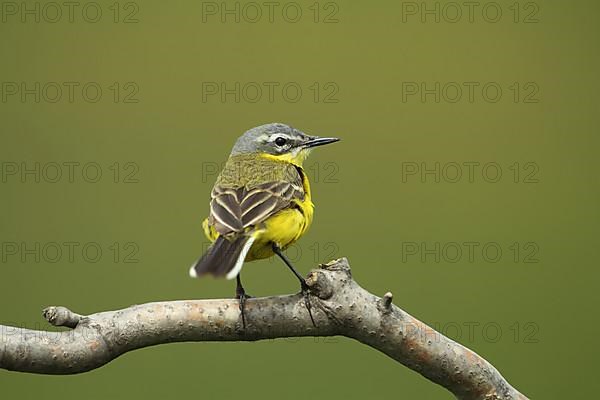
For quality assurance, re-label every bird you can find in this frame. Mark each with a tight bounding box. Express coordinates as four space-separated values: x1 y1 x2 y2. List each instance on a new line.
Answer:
189 123 339 327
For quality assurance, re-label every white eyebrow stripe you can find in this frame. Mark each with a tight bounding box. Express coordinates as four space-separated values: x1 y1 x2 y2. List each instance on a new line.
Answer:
257 134 271 143
266 133 292 142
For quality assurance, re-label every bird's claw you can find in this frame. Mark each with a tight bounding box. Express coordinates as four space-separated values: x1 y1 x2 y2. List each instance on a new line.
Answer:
300 279 316 327
235 291 252 329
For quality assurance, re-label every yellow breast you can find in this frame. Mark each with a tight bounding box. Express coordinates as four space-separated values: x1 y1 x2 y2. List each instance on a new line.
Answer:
203 150 314 261
247 168 313 260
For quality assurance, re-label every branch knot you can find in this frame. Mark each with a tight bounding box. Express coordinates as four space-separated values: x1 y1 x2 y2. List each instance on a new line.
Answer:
42 306 81 329
377 292 394 314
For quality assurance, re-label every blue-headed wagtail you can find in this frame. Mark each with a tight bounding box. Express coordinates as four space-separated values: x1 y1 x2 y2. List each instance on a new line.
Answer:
189 123 340 326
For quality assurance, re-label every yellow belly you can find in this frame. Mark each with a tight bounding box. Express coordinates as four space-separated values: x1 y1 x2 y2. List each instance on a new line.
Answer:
203 157 314 264
248 201 313 260
202 198 314 262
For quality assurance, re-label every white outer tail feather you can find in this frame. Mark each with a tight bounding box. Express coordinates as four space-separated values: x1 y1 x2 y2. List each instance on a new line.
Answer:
189 263 198 278
226 235 256 280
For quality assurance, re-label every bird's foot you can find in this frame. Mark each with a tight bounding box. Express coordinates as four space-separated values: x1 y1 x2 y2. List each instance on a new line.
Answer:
300 279 316 327
235 289 253 329
269 243 316 327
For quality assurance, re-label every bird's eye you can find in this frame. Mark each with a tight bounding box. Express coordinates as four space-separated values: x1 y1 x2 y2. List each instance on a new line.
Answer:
275 137 287 146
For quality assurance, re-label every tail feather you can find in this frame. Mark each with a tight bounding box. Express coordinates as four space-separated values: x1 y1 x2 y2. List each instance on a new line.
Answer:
189 235 255 280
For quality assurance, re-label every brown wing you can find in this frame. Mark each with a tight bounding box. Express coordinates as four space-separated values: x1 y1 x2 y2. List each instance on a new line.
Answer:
209 180 304 236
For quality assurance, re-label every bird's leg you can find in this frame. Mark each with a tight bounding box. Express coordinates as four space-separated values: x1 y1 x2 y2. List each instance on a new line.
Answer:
235 273 252 329
272 243 316 327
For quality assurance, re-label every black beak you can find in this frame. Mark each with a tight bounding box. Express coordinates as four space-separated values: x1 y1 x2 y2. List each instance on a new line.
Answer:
304 136 340 148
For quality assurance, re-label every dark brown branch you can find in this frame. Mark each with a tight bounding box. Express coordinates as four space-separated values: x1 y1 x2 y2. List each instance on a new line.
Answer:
0 258 527 400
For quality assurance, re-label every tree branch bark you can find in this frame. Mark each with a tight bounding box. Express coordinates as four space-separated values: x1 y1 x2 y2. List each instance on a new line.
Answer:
0 258 527 400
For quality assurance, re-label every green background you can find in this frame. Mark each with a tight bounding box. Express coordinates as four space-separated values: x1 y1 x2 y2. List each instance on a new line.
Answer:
1 1 598 398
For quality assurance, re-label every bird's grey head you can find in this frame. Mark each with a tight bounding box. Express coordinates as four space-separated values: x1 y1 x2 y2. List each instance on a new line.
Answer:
231 123 339 156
